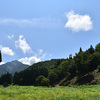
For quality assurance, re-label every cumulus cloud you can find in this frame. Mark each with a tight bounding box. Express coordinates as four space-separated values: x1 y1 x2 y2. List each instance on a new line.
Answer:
0 62 5 65
18 49 47 65
8 35 14 39
18 56 41 65
0 45 14 56
15 35 32 54
65 11 93 32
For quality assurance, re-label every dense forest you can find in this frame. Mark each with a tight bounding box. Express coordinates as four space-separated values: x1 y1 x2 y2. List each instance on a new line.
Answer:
1 43 100 86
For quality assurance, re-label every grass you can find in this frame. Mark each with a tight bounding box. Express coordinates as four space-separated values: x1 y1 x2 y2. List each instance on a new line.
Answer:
0 85 100 100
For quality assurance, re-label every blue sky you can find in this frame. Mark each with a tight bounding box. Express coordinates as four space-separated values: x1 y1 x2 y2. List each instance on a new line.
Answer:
0 0 100 65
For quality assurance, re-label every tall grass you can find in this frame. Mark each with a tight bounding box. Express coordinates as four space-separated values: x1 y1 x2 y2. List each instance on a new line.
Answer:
0 85 100 100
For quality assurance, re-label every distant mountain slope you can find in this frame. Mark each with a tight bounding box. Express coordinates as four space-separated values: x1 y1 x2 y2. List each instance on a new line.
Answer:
0 60 29 76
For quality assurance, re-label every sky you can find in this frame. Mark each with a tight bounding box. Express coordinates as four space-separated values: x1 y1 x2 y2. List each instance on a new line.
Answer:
0 0 100 65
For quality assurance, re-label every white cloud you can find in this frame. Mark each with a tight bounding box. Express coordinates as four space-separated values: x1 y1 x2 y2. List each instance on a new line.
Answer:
18 56 41 65
8 35 14 39
0 45 14 56
65 11 93 32
38 49 43 55
0 18 61 28
18 49 47 65
0 62 5 65
35 49 46 59
15 35 32 54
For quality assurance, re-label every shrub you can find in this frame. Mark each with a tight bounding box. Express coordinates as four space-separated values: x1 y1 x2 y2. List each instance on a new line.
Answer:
35 75 50 86
41 78 50 86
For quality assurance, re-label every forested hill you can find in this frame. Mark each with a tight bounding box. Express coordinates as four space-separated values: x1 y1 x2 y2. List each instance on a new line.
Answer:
1 43 100 86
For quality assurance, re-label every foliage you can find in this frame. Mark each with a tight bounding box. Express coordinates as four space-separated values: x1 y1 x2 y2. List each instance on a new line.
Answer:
48 71 57 86
35 75 49 86
41 77 50 86
0 72 12 85
97 65 100 71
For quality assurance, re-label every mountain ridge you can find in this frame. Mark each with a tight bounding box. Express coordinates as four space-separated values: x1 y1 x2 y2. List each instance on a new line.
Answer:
0 60 29 76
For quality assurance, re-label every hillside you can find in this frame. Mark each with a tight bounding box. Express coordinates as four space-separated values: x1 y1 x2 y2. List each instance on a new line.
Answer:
0 60 29 76
13 59 64 85
1 43 100 86
59 69 100 86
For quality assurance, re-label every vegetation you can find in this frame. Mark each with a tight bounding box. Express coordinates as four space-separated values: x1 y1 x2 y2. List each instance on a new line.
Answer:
0 85 100 100
1 43 100 86
35 75 49 86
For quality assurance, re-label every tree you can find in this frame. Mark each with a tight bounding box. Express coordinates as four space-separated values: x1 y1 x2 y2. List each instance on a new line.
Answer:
13 72 20 85
48 71 57 86
0 50 2 62
41 78 50 86
88 45 94 54
35 75 45 86
0 72 12 85
35 75 49 86
79 47 82 52
95 43 100 52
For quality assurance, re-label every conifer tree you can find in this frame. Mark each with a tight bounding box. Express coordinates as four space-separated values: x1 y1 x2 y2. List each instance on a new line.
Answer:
79 47 82 52
88 45 94 54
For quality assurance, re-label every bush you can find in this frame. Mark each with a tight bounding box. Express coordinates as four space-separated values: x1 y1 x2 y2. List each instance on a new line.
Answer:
41 78 50 86
35 75 50 86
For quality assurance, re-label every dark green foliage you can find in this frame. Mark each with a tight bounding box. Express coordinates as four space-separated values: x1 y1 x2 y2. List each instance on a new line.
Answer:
35 75 45 86
13 72 20 85
95 43 100 52
0 72 12 84
88 45 94 54
48 71 57 85
13 59 61 85
97 65 100 71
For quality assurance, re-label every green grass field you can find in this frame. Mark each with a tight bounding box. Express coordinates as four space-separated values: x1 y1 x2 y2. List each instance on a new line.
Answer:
0 85 100 100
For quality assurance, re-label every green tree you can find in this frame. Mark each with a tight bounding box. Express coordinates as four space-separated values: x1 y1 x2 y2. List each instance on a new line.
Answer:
35 75 49 86
41 78 50 86
88 45 94 54
95 43 100 52
48 71 57 86
0 72 12 85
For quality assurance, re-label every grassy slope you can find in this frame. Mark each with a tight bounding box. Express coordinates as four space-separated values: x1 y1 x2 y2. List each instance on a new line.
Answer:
0 85 100 100
59 69 100 86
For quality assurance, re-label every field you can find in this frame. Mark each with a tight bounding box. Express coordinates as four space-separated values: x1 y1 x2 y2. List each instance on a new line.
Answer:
0 85 100 100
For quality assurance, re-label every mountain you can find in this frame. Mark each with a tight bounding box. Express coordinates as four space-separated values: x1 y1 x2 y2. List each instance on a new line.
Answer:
0 60 29 76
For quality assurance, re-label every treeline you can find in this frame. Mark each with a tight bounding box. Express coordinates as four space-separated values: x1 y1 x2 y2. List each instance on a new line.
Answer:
1 43 100 86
